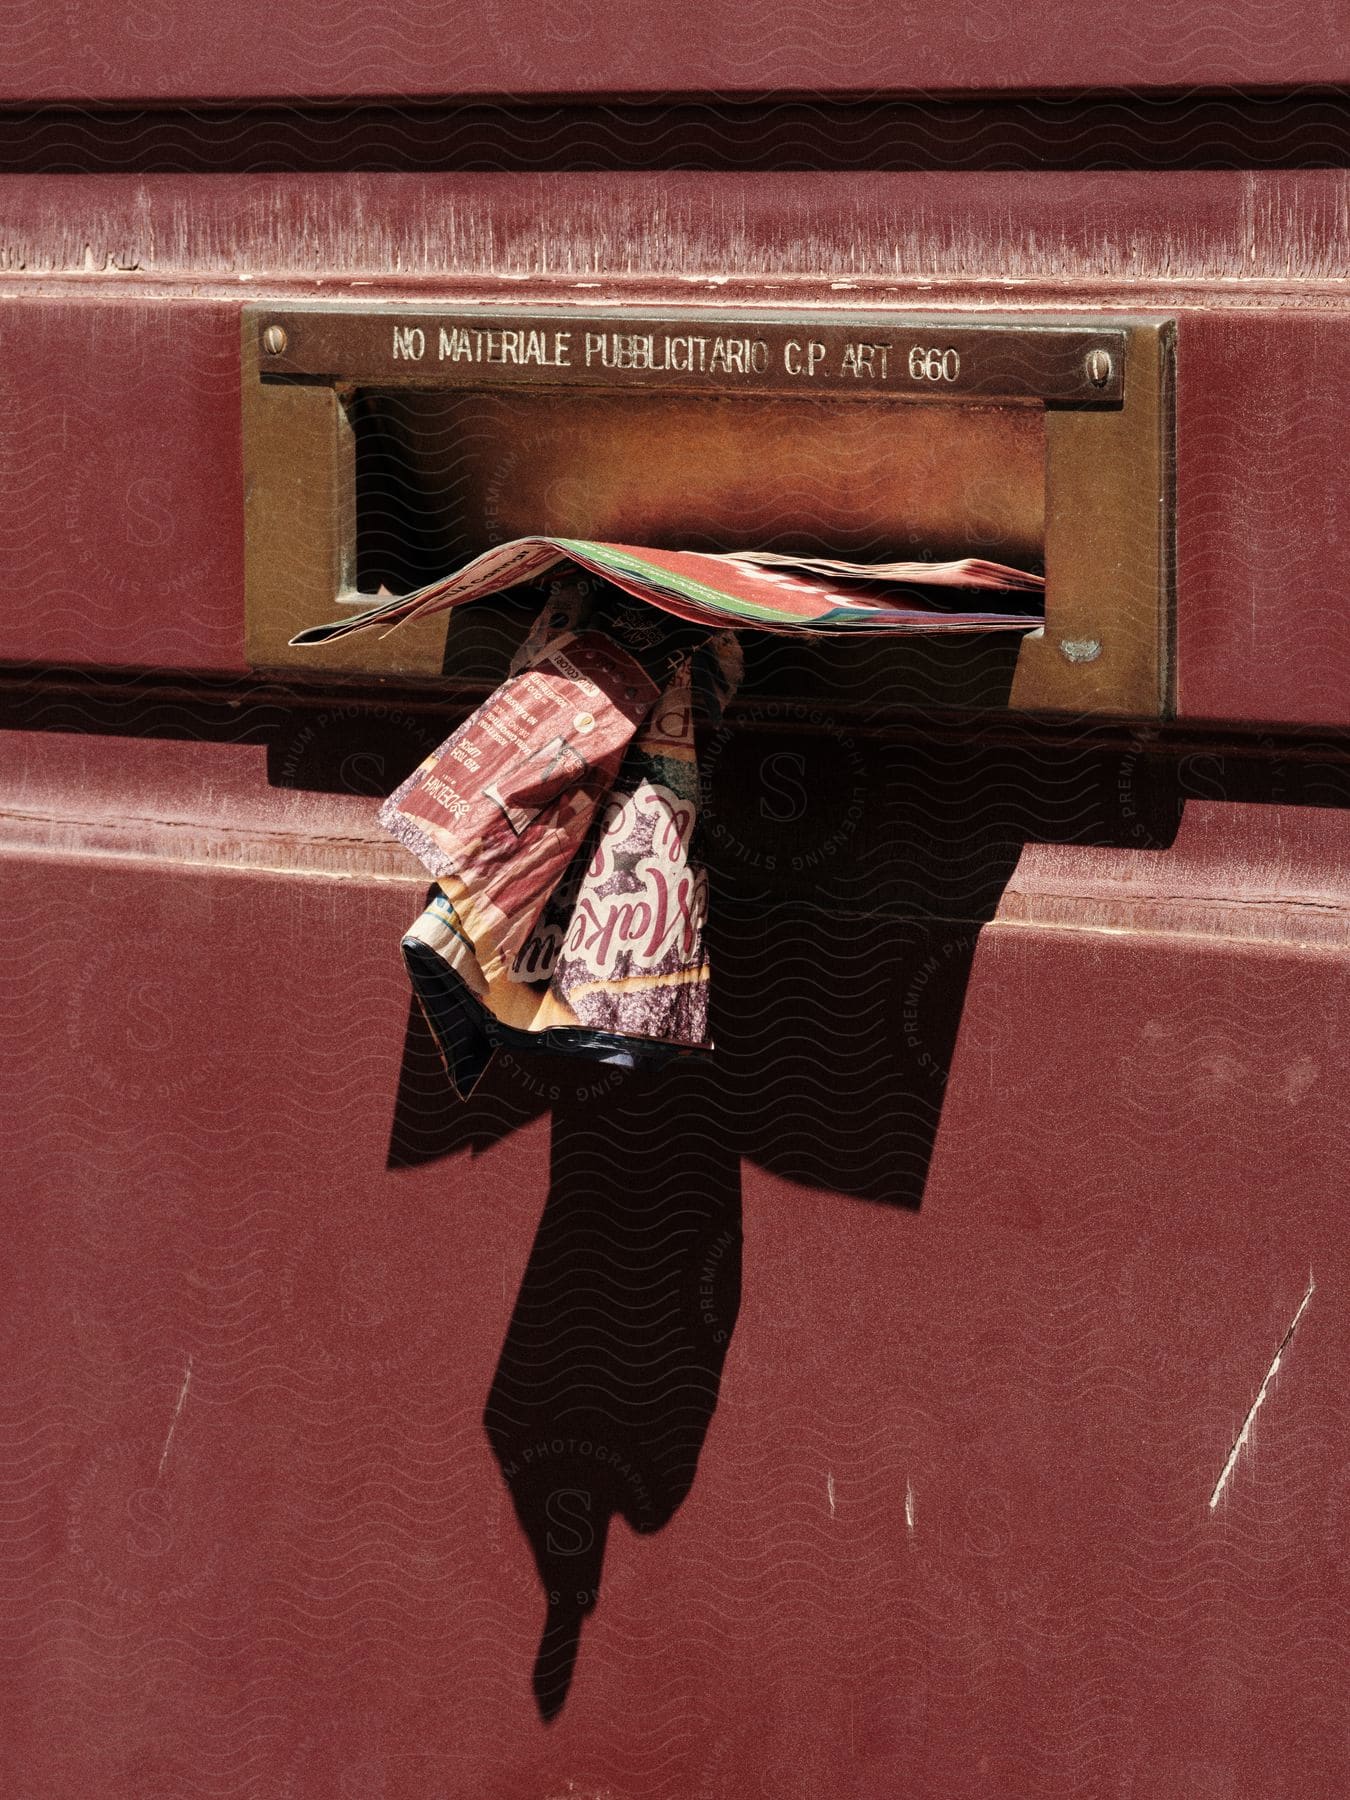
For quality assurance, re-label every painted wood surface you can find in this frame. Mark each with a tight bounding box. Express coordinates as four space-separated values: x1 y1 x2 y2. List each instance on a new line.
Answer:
3 707 1348 1796
3 172 1349 724
4 99 1350 1800
2 2 1347 105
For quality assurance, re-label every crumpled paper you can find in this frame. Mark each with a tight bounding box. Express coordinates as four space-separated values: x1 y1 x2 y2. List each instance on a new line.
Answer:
294 540 1043 1098
384 585 742 1096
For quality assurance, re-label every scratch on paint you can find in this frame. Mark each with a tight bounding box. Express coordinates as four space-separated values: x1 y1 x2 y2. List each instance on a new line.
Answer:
1208 1275 1315 1511
905 1479 916 1537
157 1357 194 1480
827 1472 836 1519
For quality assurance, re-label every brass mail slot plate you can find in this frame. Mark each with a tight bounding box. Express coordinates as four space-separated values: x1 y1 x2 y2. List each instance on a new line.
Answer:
255 308 1128 405
243 304 1173 717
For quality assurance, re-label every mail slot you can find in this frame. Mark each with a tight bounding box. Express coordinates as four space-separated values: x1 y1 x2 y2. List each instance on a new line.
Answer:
243 304 1174 717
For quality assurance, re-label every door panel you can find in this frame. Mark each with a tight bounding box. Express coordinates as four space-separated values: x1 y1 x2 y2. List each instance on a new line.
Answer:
3 127 1349 1800
5 174 1350 726
4 5 1346 105
4 703 1349 1795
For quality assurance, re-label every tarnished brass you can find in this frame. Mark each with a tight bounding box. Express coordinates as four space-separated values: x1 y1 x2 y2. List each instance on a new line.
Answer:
242 304 1173 717
1009 321 1174 716
374 390 1046 564
252 308 1126 404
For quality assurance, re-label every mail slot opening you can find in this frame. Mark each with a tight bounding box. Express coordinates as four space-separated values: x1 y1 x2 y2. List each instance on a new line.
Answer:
243 306 1173 717
349 388 1047 598
346 386 1049 706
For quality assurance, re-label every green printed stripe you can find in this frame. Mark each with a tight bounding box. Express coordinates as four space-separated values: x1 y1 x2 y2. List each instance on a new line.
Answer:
555 540 804 626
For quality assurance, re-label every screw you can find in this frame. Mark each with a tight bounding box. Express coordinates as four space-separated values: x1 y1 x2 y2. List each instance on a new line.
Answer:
1086 348 1113 388
262 324 288 356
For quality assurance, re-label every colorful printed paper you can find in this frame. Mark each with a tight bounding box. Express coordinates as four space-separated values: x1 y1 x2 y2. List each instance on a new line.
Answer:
293 542 1042 1097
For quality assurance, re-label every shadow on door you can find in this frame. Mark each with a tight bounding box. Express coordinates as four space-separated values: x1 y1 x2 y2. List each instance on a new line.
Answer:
384 719 1187 1716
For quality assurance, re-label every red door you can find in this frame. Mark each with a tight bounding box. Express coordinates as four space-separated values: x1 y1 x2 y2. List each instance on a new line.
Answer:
4 27 1350 1799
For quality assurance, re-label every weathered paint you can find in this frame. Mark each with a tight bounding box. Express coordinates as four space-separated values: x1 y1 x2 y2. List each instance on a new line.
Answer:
3 98 1350 1800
